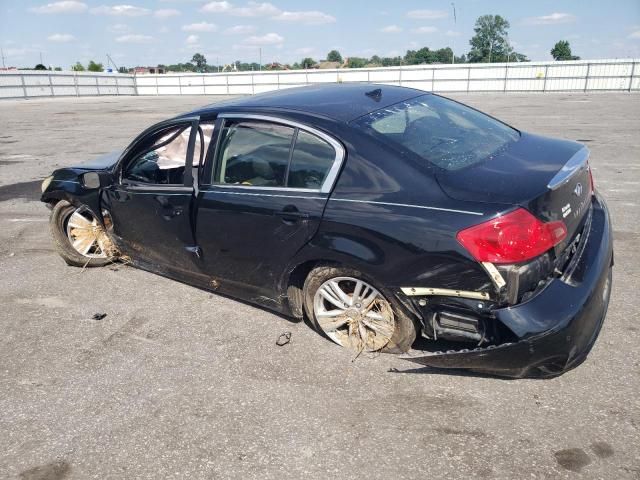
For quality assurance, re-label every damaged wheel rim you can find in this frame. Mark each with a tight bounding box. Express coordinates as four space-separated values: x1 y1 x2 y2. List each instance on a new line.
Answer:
313 277 394 352
65 208 110 258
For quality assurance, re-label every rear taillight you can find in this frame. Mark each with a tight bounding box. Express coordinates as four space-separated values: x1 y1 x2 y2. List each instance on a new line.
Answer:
588 164 595 194
457 208 567 264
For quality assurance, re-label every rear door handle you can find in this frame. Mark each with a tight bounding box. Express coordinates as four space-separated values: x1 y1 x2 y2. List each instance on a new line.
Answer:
276 205 309 222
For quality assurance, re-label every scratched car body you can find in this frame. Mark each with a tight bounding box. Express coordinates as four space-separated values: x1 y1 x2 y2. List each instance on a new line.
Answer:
41 84 613 378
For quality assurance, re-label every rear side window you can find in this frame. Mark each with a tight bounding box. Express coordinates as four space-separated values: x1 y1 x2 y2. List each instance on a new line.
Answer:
214 119 338 190
352 95 519 171
215 121 294 187
287 130 336 189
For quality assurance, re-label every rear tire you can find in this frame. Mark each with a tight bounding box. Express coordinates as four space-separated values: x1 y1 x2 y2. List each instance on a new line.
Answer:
303 266 417 353
49 200 115 267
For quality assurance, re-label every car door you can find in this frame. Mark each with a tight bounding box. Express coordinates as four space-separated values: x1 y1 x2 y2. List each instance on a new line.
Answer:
195 113 345 296
104 116 205 277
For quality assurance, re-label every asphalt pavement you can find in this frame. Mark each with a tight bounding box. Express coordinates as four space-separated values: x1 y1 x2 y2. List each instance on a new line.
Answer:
0 92 638 479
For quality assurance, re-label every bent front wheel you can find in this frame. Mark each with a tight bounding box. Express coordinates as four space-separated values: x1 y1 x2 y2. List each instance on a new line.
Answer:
49 200 115 267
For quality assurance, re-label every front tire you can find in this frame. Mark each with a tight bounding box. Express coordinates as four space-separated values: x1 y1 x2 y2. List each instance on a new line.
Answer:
49 200 115 267
303 266 417 353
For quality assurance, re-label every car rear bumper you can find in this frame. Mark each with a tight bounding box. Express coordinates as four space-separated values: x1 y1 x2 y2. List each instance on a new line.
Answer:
402 194 613 378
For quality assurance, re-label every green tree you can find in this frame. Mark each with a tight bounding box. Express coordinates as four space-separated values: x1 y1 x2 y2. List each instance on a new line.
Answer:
191 53 207 72
71 62 85 71
346 57 367 68
34 64 47 70
434 47 454 64
326 49 343 63
87 60 103 72
369 55 382 66
380 56 402 67
301 57 316 69
551 40 580 61
468 14 521 63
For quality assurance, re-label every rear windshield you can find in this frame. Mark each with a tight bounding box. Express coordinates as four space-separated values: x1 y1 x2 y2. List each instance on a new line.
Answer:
352 94 519 171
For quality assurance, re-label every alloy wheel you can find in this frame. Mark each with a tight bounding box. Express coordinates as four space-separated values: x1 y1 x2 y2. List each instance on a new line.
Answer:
65 207 111 258
313 276 395 352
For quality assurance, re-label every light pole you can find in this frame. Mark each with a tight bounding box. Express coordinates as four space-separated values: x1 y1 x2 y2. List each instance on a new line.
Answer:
451 2 456 64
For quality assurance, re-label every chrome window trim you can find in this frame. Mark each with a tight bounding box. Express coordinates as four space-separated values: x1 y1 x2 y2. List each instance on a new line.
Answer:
329 198 484 216
204 190 327 201
206 183 324 193
547 147 589 190
217 113 345 194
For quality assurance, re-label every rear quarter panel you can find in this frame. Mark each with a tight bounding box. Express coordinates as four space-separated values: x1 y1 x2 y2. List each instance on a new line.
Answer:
290 128 501 293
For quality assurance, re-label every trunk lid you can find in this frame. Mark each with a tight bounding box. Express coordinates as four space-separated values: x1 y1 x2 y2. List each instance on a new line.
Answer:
436 132 591 253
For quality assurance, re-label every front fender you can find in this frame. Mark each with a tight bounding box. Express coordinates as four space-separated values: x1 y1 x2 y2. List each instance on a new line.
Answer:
41 169 114 224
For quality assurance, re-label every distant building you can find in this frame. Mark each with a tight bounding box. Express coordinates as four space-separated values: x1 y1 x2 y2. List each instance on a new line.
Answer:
134 66 165 74
0 67 18 71
265 62 289 71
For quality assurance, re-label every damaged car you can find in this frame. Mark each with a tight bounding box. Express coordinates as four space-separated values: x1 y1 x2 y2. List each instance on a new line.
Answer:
41 84 613 378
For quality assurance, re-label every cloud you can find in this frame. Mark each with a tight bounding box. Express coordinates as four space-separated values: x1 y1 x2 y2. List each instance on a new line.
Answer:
224 25 255 35
411 26 438 34
47 33 76 42
406 9 447 20
115 34 154 43
525 12 576 25
233 2 279 17
380 25 402 33
201 1 279 17
185 34 199 44
243 32 284 46
182 22 218 32
92 5 150 16
629 30 640 39
200 1 233 13
1 46 40 59
30 1 87 14
273 11 336 24
154 9 180 18
107 23 130 33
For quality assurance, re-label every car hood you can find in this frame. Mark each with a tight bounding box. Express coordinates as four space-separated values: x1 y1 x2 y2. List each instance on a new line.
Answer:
435 132 584 205
71 149 123 171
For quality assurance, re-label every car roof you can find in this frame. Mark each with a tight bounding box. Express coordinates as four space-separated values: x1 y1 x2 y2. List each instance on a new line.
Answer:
196 83 428 123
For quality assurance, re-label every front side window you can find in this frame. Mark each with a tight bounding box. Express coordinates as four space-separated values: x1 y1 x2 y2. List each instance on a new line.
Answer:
214 119 337 190
352 95 520 171
124 125 192 185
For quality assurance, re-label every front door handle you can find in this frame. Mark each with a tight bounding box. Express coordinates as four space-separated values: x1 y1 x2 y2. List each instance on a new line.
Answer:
275 205 309 223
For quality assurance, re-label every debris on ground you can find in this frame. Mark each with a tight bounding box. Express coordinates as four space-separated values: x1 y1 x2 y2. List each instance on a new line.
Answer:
91 313 107 321
276 332 291 346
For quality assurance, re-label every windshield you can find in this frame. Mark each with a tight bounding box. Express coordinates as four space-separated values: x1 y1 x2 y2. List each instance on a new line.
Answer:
352 94 520 171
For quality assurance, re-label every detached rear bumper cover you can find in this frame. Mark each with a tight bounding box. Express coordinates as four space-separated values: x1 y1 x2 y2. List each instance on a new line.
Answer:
402 195 613 378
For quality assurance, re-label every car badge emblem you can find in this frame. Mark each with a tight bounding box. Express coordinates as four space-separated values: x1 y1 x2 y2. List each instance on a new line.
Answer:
574 183 583 197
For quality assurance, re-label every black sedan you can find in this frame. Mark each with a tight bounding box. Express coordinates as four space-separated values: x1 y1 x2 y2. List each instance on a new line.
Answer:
41 84 613 378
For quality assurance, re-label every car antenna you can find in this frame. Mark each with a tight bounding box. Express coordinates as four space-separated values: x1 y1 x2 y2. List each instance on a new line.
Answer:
365 88 382 102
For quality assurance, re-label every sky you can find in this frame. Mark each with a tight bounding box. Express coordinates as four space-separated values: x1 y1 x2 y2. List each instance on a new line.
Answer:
1 0 640 69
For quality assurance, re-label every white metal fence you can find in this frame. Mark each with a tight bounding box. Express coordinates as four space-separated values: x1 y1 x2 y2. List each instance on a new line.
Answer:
0 71 136 99
1 59 638 100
